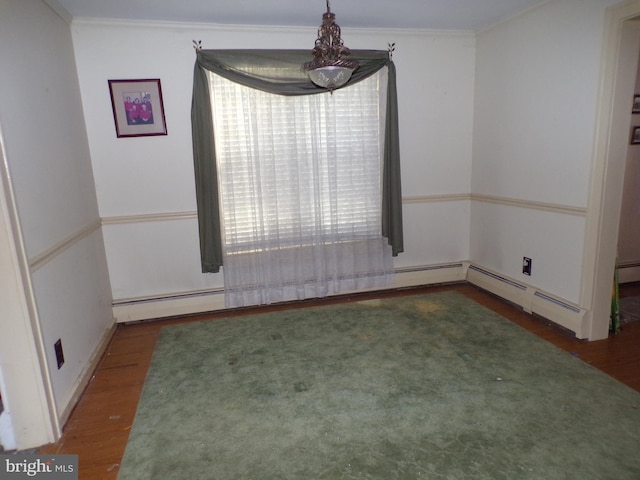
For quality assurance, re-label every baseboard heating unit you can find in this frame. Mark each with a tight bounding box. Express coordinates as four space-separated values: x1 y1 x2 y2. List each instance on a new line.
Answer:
112 262 586 338
466 264 586 337
112 263 467 323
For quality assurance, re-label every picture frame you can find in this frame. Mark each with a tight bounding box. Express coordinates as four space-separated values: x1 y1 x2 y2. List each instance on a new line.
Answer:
108 79 167 138
633 95 640 114
631 126 640 145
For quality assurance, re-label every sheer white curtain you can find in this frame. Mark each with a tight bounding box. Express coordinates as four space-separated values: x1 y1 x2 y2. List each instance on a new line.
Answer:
209 70 394 307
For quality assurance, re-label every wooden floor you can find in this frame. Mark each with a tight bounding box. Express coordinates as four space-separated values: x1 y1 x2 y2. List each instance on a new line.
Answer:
38 282 640 479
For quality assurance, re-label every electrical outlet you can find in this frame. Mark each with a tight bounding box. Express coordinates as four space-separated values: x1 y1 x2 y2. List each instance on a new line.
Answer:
522 257 532 276
54 339 65 369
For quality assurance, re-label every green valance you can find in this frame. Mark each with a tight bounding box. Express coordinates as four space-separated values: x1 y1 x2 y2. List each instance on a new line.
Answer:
191 49 403 273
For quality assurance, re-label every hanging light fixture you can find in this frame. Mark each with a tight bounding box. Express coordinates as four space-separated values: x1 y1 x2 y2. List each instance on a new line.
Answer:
303 0 359 91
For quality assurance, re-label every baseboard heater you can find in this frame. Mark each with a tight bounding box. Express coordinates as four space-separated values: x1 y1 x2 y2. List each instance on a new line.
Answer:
112 263 466 323
617 261 640 284
466 264 586 337
112 263 586 336
113 288 227 323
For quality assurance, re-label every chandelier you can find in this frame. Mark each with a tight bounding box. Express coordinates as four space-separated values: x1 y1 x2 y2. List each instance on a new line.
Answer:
303 1 359 91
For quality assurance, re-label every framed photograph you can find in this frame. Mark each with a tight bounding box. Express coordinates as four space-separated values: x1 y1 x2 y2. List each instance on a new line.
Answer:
108 79 167 138
631 126 640 145
633 95 640 114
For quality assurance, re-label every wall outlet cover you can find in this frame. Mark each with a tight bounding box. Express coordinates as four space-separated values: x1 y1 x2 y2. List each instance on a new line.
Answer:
54 339 65 369
523 257 532 276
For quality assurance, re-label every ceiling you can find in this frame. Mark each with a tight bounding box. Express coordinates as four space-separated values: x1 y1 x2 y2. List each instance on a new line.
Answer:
51 0 548 31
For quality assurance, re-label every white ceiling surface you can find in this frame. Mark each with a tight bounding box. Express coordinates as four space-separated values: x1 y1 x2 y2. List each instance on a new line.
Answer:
52 0 548 31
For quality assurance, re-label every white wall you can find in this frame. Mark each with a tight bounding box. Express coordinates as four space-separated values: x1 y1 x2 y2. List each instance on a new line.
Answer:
0 0 113 448
71 21 475 303
471 0 617 306
0 144 54 450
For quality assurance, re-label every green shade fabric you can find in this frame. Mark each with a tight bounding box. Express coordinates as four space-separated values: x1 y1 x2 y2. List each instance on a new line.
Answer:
191 49 403 273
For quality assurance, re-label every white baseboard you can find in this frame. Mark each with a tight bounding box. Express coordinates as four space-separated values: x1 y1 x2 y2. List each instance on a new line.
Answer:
618 262 640 284
466 264 587 338
466 264 534 311
111 262 587 339
112 263 466 323
531 290 586 337
113 290 227 323
58 322 116 425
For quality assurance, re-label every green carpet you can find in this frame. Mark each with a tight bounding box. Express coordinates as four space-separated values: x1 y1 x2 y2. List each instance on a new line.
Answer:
118 292 640 479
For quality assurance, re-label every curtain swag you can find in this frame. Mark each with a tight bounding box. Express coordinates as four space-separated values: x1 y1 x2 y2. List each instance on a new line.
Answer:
191 49 404 273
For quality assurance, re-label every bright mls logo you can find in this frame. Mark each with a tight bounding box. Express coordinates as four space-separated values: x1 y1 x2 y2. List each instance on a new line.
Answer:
0 455 77 479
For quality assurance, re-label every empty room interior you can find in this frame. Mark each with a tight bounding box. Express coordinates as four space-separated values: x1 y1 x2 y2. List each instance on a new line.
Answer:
1 0 640 477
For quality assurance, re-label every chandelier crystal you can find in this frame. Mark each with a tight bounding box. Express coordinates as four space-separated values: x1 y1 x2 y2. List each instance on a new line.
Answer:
303 1 359 91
